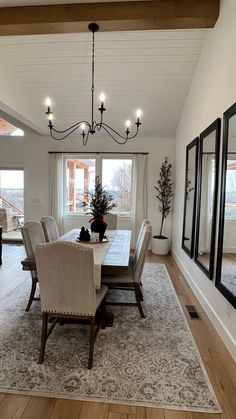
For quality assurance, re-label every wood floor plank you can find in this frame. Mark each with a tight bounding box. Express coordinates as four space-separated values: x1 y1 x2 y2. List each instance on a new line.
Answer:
202 357 236 419
0 392 6 403
50 398 82 419
108 413 127 419
109 404 136 414
79 401 109 419
193 412 223 418
0 394 30 419
136 406 146 419
145 407 164 418
164 410 194 418
20 396 56 419
201 313 236 391
186 317 218 358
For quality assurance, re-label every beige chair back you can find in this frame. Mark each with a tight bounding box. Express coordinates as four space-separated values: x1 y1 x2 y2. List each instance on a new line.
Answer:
134 219 150 258
104 213 117 230
35 241 97 316
133 223 152 283
40 216 59 242
22 221 46 256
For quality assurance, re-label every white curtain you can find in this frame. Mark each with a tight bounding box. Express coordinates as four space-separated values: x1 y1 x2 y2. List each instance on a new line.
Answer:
131 154 148 248
49 153 64 234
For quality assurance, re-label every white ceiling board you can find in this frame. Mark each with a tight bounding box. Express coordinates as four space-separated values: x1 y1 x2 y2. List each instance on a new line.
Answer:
0 28 208 138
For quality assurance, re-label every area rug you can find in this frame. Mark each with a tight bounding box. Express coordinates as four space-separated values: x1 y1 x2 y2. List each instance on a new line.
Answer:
221 266 236 295
0 263 221 413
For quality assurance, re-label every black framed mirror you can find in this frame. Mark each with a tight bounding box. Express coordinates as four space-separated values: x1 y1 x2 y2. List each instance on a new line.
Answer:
216 103 236 308
194 118 221 279
182 137 199 257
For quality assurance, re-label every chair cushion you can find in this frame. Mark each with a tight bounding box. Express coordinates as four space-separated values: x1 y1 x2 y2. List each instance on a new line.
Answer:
95 284 108 309
102 265 134 285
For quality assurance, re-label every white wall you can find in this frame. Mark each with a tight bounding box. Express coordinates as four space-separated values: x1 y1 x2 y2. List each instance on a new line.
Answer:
0 131 174 238
172 0 236 361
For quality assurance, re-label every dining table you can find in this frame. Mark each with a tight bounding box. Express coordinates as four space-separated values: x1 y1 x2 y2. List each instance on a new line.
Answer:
21 228 132 326
21 229 131 277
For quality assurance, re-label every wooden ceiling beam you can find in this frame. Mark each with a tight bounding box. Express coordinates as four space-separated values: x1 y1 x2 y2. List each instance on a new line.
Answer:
0 0 219 36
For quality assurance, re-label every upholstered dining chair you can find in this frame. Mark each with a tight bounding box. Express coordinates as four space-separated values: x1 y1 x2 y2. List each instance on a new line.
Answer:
104 213 118 230
40 216 59 242
134 219 150 260
21 221 46 311
102 223 152 318
35 241 108 369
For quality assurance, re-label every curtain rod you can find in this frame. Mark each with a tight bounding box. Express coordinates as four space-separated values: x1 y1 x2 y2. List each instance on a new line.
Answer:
48 151 149 155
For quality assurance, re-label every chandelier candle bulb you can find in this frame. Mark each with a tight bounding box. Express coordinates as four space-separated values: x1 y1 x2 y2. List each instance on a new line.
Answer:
44 22 142 145
125 119 131 136
99 92 105 103
45 97 51 107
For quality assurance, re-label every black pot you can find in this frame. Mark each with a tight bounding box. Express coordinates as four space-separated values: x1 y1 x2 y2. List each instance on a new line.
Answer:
90 217 107 241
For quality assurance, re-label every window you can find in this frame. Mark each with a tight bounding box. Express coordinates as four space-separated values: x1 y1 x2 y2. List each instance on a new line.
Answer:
102 159 132 215
63 155 133 216
64 158 95 214
0 118 24 136
0 169 24 215
225 160 236 220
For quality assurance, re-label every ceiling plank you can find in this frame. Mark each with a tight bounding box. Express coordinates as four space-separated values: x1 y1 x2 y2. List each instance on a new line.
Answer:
0 0 219 36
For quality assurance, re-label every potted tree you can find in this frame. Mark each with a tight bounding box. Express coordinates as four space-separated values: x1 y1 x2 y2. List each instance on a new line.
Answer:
152 157 174 255
83 176 116 241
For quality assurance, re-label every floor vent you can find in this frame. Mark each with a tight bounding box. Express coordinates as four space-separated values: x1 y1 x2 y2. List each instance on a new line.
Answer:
185 305 201 320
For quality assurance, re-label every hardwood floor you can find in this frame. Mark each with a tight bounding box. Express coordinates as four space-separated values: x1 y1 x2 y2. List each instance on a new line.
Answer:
0 245 235 419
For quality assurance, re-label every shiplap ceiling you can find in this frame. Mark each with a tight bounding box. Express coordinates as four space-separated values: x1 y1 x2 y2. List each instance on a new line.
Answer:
0 28 208 138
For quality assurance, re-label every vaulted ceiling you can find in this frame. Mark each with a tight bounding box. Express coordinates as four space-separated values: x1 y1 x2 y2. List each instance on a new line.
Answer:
0 1 218 139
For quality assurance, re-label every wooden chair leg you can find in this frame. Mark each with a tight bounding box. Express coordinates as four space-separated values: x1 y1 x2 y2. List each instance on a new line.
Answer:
25 277 37 312
134 284 145 318
38 312 48 364
88 316 95 369
137 283 144 301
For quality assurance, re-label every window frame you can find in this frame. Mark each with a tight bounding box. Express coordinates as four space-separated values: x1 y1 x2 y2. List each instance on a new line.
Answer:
63 154 134 217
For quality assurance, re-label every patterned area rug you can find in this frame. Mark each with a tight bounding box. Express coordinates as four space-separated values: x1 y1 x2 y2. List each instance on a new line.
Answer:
221 266 236 295
0 263 221 412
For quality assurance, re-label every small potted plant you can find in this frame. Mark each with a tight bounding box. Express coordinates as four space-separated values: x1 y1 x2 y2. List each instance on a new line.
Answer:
83 176 116 241
152 157 174 255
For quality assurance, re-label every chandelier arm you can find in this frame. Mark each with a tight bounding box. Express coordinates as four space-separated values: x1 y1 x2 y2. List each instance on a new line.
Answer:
96 122 139 142
95 123 129 145
50 124 90 141
51 121 91 134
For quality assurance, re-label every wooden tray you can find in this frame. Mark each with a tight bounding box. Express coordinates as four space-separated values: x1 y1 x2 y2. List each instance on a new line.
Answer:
76 238 109 244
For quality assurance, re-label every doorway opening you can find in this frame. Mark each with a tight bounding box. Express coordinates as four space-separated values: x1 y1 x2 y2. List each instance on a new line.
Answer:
0 169 24 242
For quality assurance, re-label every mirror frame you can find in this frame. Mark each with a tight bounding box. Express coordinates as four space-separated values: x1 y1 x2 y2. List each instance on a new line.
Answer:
194 118 221 279
216 103 236 308
182 137 199 257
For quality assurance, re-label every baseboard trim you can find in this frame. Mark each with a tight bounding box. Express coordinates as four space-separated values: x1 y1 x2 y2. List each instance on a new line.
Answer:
171 247 236 363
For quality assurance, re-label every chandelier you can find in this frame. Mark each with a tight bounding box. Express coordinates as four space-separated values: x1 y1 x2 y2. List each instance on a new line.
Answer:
45 23 142 145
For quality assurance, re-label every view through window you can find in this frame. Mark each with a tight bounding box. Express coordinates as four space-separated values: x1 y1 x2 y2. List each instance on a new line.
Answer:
64 158 95 213
64 156 133 215
102 159 132 215
0 169 24 231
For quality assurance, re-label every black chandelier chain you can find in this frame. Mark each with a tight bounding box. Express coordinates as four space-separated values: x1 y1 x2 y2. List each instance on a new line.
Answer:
45 22 142 145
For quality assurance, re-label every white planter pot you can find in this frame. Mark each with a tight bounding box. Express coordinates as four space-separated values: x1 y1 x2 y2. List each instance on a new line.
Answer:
151 236 169 255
